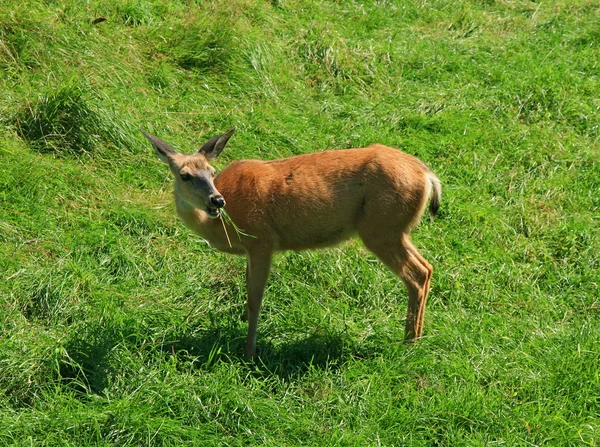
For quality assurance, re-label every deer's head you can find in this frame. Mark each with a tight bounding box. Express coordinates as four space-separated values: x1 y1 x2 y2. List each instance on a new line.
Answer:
141 128 235 218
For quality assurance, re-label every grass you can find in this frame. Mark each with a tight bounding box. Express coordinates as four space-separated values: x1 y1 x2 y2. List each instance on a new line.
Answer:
1 0 599 445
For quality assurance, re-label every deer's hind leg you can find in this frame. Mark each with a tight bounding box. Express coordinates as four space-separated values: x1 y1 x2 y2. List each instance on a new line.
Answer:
404 241 433 339
361 231 433 341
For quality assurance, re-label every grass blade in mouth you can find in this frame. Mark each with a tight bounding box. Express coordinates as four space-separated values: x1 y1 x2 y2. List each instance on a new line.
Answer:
218 212 233 248
219 208 256 245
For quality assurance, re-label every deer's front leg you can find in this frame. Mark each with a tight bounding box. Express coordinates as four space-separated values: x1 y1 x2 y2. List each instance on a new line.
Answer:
244 249 272 360
241 264 249 322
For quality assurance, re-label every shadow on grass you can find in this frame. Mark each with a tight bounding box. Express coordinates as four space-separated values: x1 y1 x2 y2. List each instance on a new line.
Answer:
59 320 387 397
164 325 387 381
60 323 124 396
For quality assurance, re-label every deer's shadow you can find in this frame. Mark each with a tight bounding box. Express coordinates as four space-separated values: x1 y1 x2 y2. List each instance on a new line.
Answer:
163 324 370 380
61 318 386 398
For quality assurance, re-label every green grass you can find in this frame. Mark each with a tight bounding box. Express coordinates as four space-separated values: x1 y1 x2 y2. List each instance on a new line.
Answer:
1 0 599 445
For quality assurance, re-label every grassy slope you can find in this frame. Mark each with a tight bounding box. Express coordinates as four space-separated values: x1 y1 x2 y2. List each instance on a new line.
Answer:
1 0 599 445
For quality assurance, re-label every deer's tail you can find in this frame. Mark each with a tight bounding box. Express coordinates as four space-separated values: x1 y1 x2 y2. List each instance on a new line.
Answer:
427 172 442 221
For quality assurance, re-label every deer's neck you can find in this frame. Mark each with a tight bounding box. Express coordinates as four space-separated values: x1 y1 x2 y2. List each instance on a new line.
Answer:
174 193 245 255
174 194 215 236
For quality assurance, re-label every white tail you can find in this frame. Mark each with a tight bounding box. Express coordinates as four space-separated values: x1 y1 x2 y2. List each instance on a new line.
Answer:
142 128 441 359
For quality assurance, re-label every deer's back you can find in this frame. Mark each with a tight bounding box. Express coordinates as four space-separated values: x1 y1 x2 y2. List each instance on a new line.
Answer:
215 145 431 251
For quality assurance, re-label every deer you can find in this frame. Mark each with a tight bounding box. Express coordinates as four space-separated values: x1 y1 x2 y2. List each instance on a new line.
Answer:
141 127 441 360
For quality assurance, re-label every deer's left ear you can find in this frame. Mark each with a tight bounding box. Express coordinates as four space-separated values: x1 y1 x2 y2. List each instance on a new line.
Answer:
140 129 178 164
198 127 236 160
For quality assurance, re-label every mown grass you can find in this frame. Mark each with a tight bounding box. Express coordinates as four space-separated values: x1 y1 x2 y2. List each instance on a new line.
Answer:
1 0 599 445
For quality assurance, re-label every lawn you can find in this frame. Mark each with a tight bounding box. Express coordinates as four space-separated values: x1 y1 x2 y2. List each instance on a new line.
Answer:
1 0 599 445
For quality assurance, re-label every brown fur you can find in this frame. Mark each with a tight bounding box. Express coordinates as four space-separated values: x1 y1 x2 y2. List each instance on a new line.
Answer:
142 129 441 360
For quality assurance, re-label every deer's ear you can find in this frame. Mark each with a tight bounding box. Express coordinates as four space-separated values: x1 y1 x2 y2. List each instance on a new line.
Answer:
198 127 236 160
140 130 177 164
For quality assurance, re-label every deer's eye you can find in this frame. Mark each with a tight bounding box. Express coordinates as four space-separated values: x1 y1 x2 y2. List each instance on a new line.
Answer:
180 173 192 181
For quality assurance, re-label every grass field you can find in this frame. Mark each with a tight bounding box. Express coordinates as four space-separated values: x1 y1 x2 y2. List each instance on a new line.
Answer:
1 0 599 445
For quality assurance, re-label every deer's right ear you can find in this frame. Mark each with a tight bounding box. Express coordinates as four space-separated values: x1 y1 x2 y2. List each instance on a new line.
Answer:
140 129 177 164
198 127 236 160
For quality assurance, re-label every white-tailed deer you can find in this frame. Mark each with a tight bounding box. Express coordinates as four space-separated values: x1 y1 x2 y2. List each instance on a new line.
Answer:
141 128 441 360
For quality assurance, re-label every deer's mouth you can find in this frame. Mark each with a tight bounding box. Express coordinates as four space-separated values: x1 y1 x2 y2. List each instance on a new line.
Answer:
205 206 220 218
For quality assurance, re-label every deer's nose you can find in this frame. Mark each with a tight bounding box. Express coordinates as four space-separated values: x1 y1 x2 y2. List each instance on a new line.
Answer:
210 195 225 208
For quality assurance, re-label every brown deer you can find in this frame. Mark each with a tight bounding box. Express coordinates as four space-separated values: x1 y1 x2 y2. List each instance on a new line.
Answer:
141 128 441 360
